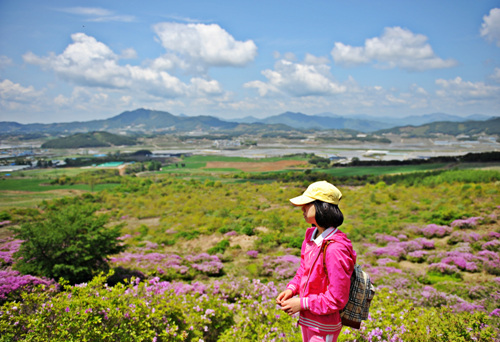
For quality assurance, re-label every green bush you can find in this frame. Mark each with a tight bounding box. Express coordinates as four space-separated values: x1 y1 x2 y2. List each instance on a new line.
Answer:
12 204 125 285
208 239 230 255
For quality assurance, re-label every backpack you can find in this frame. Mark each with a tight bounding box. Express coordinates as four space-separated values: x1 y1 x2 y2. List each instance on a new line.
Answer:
322 241 376 329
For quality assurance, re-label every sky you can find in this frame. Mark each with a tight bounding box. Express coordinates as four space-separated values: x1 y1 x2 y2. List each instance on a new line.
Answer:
0 0 500 124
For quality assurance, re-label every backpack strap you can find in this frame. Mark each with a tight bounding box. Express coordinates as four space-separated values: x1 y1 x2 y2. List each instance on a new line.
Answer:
322 240 333 275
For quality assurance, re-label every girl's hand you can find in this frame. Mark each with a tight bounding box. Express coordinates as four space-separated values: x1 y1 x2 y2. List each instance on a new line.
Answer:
280 297 301 316
276 289 293 306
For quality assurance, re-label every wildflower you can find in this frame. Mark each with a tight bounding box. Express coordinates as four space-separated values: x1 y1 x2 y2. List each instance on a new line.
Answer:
490 309 500 317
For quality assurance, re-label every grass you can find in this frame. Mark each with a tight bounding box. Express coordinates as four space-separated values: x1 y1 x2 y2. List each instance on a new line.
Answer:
0 190 80 208
425 271 463 284
0 178 119 192
7 168 89 179
0 177 120 208
318 163 449 177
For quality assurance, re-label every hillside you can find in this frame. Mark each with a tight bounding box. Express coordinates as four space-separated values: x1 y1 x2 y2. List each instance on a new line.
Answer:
376 117 500 136
41 131 137 148
1 169 499 340
0 108 238 134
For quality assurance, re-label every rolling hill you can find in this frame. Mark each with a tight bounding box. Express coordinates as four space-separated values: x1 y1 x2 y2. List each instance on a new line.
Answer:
375 117 500 136
41 131 138 149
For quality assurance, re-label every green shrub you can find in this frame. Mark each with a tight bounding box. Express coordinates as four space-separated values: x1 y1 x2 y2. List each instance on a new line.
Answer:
208 239 230 255
12 204 125 285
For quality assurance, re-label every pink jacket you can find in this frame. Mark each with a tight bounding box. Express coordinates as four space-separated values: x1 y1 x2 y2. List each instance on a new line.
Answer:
286 226 356 334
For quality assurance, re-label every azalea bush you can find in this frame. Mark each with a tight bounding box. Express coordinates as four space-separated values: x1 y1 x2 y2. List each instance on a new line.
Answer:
110 251 224 281
0 273 234 342
339 288 497 342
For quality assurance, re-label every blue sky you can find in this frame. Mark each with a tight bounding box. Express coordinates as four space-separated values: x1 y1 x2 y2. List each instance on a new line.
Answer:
1 0 499 123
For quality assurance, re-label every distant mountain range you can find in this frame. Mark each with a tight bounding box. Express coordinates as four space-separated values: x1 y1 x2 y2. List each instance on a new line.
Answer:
0 109 237 134
233 111 492 131
377 117 500 136
0 108 496 135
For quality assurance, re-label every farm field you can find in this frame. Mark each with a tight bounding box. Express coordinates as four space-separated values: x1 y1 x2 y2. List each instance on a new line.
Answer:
1 156 500 341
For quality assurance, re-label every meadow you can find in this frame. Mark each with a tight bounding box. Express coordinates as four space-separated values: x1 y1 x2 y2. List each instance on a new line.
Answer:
0 157 500 341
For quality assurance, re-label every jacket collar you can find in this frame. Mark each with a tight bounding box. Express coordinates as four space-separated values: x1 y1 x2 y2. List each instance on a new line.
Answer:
311 227 338 246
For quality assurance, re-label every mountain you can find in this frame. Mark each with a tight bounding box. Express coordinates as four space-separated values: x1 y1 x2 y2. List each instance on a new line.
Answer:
234 111 493 132
0 109 238 134
41 131 137 149
375 117 500 136
258 112 390 131
231 116 261 124
343 112 492 127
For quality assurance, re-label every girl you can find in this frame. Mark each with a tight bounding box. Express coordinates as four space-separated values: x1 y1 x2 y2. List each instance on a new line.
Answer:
276 181 356 342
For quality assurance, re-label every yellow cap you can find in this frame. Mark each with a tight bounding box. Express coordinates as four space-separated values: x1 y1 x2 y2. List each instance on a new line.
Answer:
290 181 342 205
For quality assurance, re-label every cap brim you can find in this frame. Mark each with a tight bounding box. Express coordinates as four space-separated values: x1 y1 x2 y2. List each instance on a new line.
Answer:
289 195 315 206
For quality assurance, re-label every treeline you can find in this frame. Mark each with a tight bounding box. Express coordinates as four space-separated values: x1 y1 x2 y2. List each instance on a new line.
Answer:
347 151 500 167
63 150 166 168
41 131 137 149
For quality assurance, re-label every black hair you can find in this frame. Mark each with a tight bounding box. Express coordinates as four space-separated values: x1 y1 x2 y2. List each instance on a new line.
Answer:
313 200 344 229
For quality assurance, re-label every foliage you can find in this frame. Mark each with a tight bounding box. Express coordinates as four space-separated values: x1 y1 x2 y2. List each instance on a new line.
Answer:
0 273 235 342
339 288 497 342
207 239 230 255
51 169 122 186
12 204 126 284
41 131 137 149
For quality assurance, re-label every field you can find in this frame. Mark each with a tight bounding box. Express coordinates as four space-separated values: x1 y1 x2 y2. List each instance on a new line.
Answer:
1 156 500 341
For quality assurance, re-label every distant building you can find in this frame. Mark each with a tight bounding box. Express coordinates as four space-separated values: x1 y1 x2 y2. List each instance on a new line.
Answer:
363 150 389 157
213 140 241 149
0 165 31 172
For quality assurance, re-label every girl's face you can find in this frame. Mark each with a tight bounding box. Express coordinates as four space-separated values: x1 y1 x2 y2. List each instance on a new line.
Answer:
301 203 317 226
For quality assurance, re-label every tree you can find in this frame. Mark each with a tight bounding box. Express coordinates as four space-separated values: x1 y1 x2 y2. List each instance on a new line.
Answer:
12 203 126 284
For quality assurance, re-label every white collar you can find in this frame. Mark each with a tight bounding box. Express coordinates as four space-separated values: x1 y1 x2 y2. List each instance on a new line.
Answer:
311 227 338 246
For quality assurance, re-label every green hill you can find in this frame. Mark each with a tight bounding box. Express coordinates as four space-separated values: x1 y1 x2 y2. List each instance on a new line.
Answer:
376 117 500 137
41 131 137 149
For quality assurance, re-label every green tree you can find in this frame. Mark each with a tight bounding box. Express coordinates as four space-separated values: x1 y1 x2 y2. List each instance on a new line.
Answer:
12 203 125 284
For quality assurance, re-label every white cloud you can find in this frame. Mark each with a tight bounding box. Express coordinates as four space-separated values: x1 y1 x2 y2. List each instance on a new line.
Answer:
480 8 500 47
58 7 135 22
244 57 345 97
152 22 257 72
53 87 111 110
0 79 45 113
59 7 112 16
189 78 223 96
303 53 330 65
22 33 220 99
491 67 500 83
435 77 500 104
331 27 457 71
0 56 13 68
120 48 138 59
0 79 44 104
